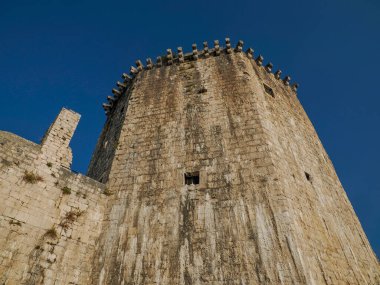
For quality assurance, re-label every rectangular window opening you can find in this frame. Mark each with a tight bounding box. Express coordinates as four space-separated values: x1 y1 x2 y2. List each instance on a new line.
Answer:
184 171 200 185
305 172 312 182
264 84 275 97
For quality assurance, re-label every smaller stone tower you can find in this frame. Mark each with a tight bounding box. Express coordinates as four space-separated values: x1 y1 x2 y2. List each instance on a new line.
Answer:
40 108 80 168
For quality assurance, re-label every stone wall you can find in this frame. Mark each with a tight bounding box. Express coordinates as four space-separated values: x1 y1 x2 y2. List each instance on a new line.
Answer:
0 109 107 285
0 42 379 285
90 50 379 284
88 83 134 183
249 61 380 284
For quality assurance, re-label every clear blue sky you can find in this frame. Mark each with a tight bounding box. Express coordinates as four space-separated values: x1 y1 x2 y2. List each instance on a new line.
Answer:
0 0 379 257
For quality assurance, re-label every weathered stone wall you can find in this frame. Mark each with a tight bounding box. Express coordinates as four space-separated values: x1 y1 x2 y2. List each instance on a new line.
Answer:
90 51 379 284
41 108 80 169
1 43 379 285
249 62 380 284
88 83 135 183
0 109 107 285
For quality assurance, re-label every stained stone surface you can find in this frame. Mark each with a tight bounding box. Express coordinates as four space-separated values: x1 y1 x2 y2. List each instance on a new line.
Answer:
88 52 379 284
0 48 379 285
0 109 107 285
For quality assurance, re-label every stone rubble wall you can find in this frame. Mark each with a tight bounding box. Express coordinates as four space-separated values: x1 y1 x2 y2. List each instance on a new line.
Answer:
0 109 107 285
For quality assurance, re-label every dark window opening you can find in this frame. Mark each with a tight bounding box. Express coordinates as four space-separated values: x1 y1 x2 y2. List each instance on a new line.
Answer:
198 87 207 94
264 84 275 97
305 172 311 182
184 172 200 185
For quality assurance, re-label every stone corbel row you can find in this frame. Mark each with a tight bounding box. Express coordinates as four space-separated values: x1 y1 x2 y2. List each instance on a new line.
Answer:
103 38 299 115
102 72 133 115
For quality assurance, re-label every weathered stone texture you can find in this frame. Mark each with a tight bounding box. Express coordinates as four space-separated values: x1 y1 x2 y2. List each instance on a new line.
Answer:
89 52 379 284
41 108 80 169
0 109 107 284
88 83 134 183
0 47 379 285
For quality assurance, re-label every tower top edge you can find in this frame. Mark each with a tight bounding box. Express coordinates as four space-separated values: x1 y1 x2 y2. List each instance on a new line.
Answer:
102 38 299 116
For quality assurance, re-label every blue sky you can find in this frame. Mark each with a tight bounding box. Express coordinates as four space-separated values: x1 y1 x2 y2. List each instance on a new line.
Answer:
0 0 379 257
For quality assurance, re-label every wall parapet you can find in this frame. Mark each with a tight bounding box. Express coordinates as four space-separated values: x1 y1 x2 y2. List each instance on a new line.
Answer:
102 37 299 116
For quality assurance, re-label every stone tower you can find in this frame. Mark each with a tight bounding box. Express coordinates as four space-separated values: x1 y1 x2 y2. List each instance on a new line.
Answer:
87 39 379 284
0 38 379 285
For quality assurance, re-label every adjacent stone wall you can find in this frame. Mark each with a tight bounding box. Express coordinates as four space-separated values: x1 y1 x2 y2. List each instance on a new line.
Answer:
90 52 379 284
0 109 107 285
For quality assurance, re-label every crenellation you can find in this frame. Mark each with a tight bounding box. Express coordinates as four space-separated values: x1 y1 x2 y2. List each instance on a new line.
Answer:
292 83 299 92
102 103 111 114
214 39 221 55
256 54 264 66
107 96 116 105
192 43 198 60
129 65 138 75
101 39 300 117
116 81 127 89
135 60 144 71
235 39 244 52
146 58 153 69
265 62 273 72
166 49 174 65
203 41 209 57
246 47 254 58
274 69 282 79
156 56 163 67
112 88 121 97
177 47 185 63
283 75 291 85
122 72 132 81
225 37 232 53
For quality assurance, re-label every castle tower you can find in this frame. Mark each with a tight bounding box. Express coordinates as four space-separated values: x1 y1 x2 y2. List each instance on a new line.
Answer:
87 39 379 284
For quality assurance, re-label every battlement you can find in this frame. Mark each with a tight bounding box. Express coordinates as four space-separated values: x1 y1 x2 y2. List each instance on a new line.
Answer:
102 38 299 116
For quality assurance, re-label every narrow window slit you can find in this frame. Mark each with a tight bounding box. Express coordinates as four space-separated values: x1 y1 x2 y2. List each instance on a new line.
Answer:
263 84 275 97
184 171 200 185
305 172 312 182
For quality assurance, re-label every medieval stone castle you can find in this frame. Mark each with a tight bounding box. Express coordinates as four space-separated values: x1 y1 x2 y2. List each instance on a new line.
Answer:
0 38 379 284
